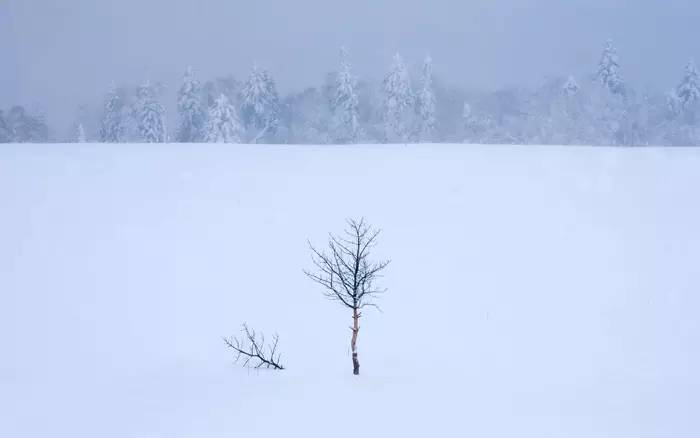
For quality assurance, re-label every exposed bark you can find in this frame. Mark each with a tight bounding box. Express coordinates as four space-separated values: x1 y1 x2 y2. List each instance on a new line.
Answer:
351 307 360 375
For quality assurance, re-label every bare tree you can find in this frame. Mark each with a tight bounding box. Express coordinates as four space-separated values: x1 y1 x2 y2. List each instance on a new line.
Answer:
223 323 284 370
304 218 390 375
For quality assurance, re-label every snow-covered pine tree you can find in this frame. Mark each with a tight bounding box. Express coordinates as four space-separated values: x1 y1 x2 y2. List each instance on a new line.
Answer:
76 123 87 143
592 40 633 145
563 75 580 96
416 55 436 142
134 82 167 143
240 65 280 143
382 53 414 142
177 67 205 142
99 84 125 142
204 94 243 143
675 61 700 111
382 53 413 142
332 47 361 143
595 39 625 95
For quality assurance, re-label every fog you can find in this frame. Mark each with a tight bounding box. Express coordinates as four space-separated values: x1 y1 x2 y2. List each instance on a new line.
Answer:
2 0 700 130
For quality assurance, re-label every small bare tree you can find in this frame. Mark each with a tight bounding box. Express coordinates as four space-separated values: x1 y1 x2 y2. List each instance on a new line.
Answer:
304 218 390 375
223 324 284 370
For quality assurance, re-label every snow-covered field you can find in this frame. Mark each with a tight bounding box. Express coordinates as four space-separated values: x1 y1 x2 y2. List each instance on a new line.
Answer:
1 143 699 438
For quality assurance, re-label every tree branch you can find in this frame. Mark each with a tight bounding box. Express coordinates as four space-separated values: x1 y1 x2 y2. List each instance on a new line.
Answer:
223 323 285 370
305 218 390 312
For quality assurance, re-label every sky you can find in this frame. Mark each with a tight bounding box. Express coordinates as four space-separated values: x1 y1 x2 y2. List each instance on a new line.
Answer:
2 0 700 131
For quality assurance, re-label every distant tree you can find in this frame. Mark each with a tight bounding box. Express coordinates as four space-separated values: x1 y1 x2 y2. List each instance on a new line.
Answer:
462 102 494 144
6 106 48 143
240 65 280 143
134 82 167 143
332 47 361 143
284 86 332 144
416 55 437 142
382 53 414 142
595 39 625 95
590 40 637 145
601 91 650 147
76 123 87 143
177 67 206 142
204 94 243 143
524 76 589 145
99 84 126 142
675 61 700 112
660 61 700 145
667 90 683 118
428 80 468 143
621 94 652 146
0 110 10 142
562 75 580 97
202 75 241 109
305 218 390 376
585 83 629 145
558 76 592 144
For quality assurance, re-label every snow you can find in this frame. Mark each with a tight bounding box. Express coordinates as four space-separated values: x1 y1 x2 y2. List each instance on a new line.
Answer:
1 143 699 438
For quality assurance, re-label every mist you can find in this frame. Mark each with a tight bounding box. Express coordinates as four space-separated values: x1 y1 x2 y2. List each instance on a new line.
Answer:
2 0 700 134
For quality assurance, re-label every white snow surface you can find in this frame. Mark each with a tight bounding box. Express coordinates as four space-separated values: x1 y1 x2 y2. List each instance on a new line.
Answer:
1 143 699 438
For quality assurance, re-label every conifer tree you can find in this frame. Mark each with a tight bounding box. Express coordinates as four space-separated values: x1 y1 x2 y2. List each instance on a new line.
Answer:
177 67 205 142
99 84 125 142
675 61 700 111
462 102 493 144
382 53 414 142
204 94 243 143
134 82 167 143
667 89 683 117
240 65 280 143
595 39 625 95
416 55 436 142
332 47 361 143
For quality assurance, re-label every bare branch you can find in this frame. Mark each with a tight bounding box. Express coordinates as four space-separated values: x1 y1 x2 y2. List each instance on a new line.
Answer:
305 218 390 312
223 323 285 370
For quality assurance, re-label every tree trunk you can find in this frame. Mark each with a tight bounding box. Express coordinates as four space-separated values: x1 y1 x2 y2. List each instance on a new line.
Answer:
351 307 360 375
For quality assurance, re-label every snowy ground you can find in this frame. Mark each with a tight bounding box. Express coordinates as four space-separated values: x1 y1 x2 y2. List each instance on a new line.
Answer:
1 143 699 438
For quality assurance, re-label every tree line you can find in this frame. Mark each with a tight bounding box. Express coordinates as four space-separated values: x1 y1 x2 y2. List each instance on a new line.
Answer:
3 40 700 146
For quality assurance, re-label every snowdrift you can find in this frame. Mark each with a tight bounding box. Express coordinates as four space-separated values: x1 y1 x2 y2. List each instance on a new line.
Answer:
1 143 698 438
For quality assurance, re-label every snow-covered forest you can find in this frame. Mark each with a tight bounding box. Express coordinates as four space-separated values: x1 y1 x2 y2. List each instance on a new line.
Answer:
4 40 700 146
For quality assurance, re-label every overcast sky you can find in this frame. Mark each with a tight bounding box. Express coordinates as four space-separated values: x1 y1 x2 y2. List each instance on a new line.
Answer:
2 0 700 130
